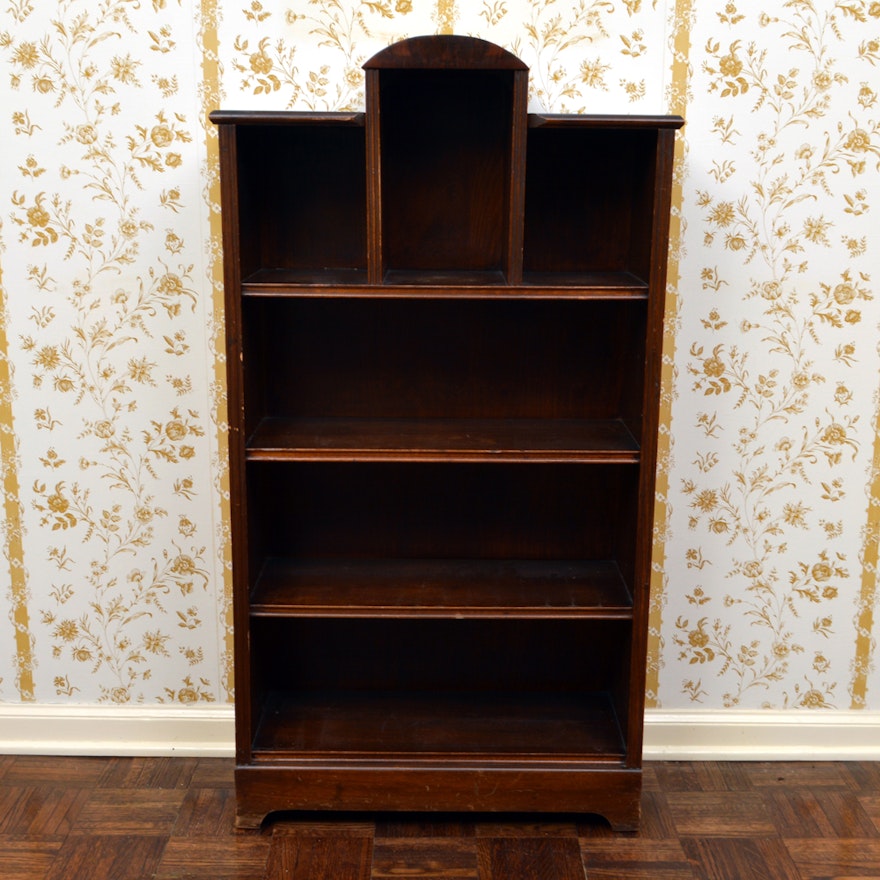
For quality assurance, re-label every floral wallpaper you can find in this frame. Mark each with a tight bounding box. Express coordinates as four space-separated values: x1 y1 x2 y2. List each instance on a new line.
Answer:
659 0 880 711
0 0 878 717
0 0 229 704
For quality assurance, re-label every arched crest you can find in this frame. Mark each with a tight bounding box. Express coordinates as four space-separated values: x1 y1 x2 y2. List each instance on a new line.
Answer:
364 35 527 70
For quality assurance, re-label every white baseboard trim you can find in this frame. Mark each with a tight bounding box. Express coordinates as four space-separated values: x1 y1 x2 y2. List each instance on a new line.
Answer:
644 709 880 761
2 704 880 761
0 703 236 757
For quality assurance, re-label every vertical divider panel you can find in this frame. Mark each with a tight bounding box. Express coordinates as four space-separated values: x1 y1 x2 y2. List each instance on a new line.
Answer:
215 121 254 761
505 69 529 285
365 69 384 285
626 126 680 765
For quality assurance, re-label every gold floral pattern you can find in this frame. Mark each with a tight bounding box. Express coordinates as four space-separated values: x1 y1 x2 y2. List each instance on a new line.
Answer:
0 1 879 719
1 0 223 703
660 0 880 710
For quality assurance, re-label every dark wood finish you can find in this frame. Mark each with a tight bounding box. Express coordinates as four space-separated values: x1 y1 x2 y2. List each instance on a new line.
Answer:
244 462 639 563
248 617 629 696
479 836 586 880
210 34 683 832
266 837 374 880
251 691 625 755
249 557 633 618
246 417 640 462
242 271 648 293
232 116 367 282
240 297 648 427
4 756 879 880
377 69 513 277
234 765 642 832
627 125 681 766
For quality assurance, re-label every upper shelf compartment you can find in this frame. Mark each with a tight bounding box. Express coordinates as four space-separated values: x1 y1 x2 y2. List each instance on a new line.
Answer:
522 115 682 289
364 36 528 286
211 38 683 294
214 112 368 287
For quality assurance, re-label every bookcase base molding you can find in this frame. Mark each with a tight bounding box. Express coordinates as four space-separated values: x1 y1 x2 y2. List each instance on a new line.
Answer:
235 764 643 832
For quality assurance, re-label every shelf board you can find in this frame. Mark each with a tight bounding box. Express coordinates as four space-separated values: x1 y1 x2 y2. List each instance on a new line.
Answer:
520 270 648 294
210 110 365 126
241 269 648 298
245 417 640 463
243 268 369 289
250 557 633 619
528 112 685 130
382 269 507 286
253 689 625 758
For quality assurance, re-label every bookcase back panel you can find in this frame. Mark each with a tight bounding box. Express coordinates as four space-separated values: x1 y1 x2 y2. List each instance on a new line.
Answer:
379 70 513 274
235 125 367 279
523 128 657 281
254 617 630 696
246 461 638 564
244 298 646 423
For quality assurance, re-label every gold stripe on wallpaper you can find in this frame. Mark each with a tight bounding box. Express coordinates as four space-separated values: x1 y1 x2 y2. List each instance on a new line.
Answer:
0 260 34 700
198 0 235 703
436 0 457 34
852 429 880 707
645 0 694 709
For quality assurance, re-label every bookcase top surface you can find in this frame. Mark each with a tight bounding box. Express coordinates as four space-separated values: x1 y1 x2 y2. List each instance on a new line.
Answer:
209 109 684 129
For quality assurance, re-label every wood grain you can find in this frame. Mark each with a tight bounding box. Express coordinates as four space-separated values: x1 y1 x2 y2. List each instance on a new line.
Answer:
2 756 878 879
266 837 373 880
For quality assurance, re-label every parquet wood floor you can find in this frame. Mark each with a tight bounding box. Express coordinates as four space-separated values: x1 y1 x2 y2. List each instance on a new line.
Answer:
1 756 878 879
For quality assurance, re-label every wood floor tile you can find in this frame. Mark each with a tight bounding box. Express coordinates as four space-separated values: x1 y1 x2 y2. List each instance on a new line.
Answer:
477 836 585 880
173 787 238 836
6 756 880 879
473 818 580 838
579 792 679 840
641 761 661 791
265 835 373 880
858 794 880 834
155 837 271 879
764 791 842 838
2 756 108 787
686 760 752 793
43 835 167 880
0 754 15 782
650 762 712 793
372 838 479 877
637 792 685 840
574 813 618 839
97 756 200 790
844 760 880 793
784 838 880 878
0 840 63 880
810 791 879 838
651 761 751 794
666 792 778 837
785 839 880 880
70 788 187 835
0 785 89 837
272 813 377 837
580 839 696 879
682 838 802 880
190 757 236 789
375 813 475 838
742 762 859 791
766 788 879 840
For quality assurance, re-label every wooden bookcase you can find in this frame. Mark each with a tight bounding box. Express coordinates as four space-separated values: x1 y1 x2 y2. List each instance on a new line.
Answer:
211 35 683 832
